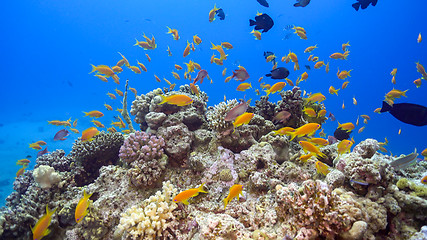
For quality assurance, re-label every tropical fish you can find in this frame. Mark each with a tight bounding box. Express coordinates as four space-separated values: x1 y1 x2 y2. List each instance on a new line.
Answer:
315 161 329 176
75 189 93 223
83 111 104 118
225 100 250 121
337 139 353 155
173 183 207 205
304 45 317 53
421 176 426 184
272 110 291 124
54 129 69 141
95 74 108 82
233 113 254 131
303 107 317 117
265 82 286 96
414 78 422 88
352 0 378 11
249 13 274 33
306 93 326 103
265 67 289 79
350 179 369 186
166 26 179 40
81 127 100 142
211 43 228 60
309 138 329 146
16 159 30 165
31 205 57 240
175 64 183 70
389 149 418 170
193 69 209 84
209 5 220 22
334 128 351 141
299 141 326 158
338 122 355 132
418 33 422 43
290 123 321 140
183 41 191 57
89 64 115 77
250 29 262 40
29 142 41 149
328 86 340 95
330 52 349 60
223 184 243 209
107 92 116 99
159 94 193 106
16 166 26 178
342 41 350 51
37 147 49 157
117 52 130 67
193 35 202 45
300 153 313 162
236 83 252 91
294 0 311 7
256 0 269 7
273 127 295 136
231 66 250 81
380 101 427 126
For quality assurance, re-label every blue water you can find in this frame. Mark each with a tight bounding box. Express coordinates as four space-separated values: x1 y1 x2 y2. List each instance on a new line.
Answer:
0 0 426 206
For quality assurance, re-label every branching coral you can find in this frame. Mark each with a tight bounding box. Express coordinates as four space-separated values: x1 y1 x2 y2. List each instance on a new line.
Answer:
114 181 178 240
205 99 238 133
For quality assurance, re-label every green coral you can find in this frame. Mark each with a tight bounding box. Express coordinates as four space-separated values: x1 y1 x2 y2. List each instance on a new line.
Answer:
396 178 427 198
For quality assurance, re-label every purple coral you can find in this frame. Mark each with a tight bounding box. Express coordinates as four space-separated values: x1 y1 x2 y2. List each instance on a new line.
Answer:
119 131 165 163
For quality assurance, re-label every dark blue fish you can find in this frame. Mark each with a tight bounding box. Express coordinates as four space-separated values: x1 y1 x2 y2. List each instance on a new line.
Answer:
380 101 427 126
334 128 351 141
352 0 378 11
256 0 269 7
37 147 49 157
215 8 225 20
294 0 311 7
54 129 69 141
305 65 311 70
249 13 274 33
266 67 290 79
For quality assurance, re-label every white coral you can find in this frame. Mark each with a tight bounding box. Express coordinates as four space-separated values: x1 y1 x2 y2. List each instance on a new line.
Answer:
115 181 178 240
32 165 61 189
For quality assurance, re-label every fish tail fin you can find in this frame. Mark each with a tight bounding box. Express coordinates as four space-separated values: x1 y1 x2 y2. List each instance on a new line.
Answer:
83 111 88 116
380 101 392 113
249 19 256 26
83 189 93 200
198 183 208 193
223 198 228 209
134 38 140 46
166 26 172 33
89 64 97 74
264 89 270 96
289 131 297 141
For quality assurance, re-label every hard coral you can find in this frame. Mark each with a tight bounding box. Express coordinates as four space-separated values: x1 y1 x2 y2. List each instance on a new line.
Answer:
205 99 238 133
119 131 167 188
275 180 355 239
114 181 178 240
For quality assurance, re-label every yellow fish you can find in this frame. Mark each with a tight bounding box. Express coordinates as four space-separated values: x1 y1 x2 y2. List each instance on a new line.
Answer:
223 184 243 209
159 94 193 106
75 189 93 223
31 205 57 240
337 139 353 156
173 183 207 205
290 123 321 140
265 82 286 96
299 141 326 158
315 161 329 176
81 127 99 142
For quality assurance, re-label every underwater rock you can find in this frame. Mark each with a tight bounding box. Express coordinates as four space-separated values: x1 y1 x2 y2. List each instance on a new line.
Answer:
35 149 73 172
339 221 368 240
158 122 193 163
326 169 345 189
276 87 305 128
352 138 379 158
130 88 163 131
259 132 291 164
145 111 167 130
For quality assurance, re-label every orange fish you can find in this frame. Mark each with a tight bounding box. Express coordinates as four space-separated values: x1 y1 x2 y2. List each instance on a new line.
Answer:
314 61 325 69
338 122 355 132
16 166 26 178
159 94 193 106
183 41 191 57
211 43 227 60
317 109 327 118
342 41 350 51
309 138 329 146
31 205 57 240
145 53 151 62
390 68 397 76
417 33 422 43
337 139 353 155
233 112 254 132
81 127 100 142
175 64 183 70
223 184 243 209
83 111 104 118
104 103 113 111
75 189 92 223
299 141 326 158
414 78 422 88
111 66 123 73
173 183 207 205
304 45 317 53
329 52 349 60
303 107 317 117
315 161 329 176
137 60 147 72
91 119 105 128
89 64 115 77
236 83 252 91
166 26 179 40
325 62 330 73
189 83 200 96
272 127 295 136
95 74 108 82
193 35 202 45
290 123 321 141
250 29 261 40
328 86 340 95
208 4 219 22
222 68 227 77
117 52 130 67
265 82 286 96
337 69 352 79
342 81 350 89
299 153 313 162
221 42 233 49
306 93 326 103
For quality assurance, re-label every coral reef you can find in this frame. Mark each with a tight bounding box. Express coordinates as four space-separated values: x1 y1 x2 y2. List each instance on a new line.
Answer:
114 181 178 240
205 99 238 133
119 131 167 188
33 165 61 189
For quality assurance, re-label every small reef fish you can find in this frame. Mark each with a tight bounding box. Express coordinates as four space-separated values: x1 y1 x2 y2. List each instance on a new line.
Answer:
342 81 350 89
91 120 105 128
414 78 422 88
390 150 418 170
314 61 325 69
294 0 311 7
418 33 422 43
16 159 30 165
107 92 116 99
174 183 207 205
273 127 295 136
189 83 200 96
193 69 210 84
232 66 250 82
352 0 378 11
215 8 225 20
159 94 193 106
111 66 123 73
16 166 26 178
221 42 233 49
300 153 313 162
416 62 427 79
303 107 317 117
89 64 115 77
70 128 79 134
211 43 228 60
350 179 369 186
104 103 113 111
116 52 130 67
329 52 349 60
31 205 57 240
166 26 179 40
290 123 321 140
337 139 353 155
337 69 352 79
309 138 329 146
272 110 291 124
422 176 427 185
380 101 427 126
385 88 408 99
342 41 350 51
95 74 108 82
299 141 326 158
75 189 93 223
225 100 250 122
233 112 254 132
137 61 147 72
209 5 219 22
193 35 202 45
54 129 69 141
249 13 274 33
325 62 330 73
306 93 326 103
317 109 327 118
315 161 330 176
265 67 289 79
83 111 104 118
224 184 243 209
390 68 397 76
250 29 262 40
236 83 252 91
81 127 100 142
328 86 340 95
183 41 191 57
353 97 358 105
265 82 286 96
304 45 317 53
115 89 123 97
338 122 355 132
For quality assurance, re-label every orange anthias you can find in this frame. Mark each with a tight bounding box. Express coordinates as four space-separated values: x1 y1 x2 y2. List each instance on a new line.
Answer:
81 127 100 142
173 183 207 205
31 205 57 240
223 184 243 209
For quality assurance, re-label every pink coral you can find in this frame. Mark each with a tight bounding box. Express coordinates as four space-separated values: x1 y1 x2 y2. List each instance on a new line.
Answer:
119 131 165 163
